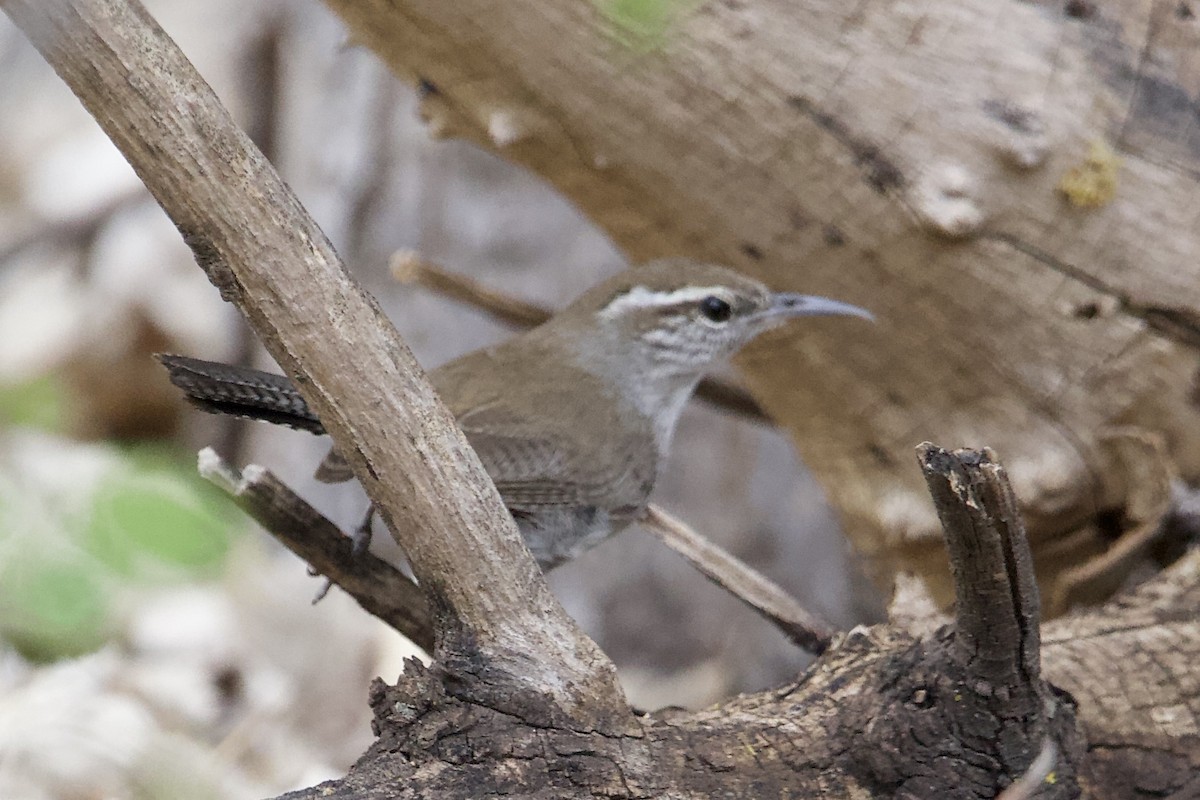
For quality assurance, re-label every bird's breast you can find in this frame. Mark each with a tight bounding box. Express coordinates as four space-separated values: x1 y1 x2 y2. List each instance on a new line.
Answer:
514 506 635 570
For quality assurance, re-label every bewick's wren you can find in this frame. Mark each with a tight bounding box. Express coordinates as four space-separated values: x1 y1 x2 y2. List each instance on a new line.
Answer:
160 259 871 568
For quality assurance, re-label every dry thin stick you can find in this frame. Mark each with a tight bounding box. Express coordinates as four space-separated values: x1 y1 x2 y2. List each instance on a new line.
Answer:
392 250 552 328
391 251 771 423
0 187 145 267
642 504 836 654
198 448 434 653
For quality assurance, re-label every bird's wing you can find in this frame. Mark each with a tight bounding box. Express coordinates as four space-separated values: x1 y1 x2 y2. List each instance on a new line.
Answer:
458 410 655 512
313 405 656 511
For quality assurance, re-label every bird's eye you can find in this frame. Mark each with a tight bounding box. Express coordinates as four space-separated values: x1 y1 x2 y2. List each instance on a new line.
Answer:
698 295 733 323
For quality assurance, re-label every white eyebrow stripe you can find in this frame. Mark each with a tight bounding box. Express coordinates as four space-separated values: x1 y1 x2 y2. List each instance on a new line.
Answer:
600 285 727 319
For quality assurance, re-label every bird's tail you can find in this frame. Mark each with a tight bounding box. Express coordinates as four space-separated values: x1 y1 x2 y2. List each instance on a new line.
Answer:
156 354 326 435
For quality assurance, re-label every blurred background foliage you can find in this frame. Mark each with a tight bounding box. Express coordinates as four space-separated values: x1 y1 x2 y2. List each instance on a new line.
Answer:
0 435 236 662
0 0 877 796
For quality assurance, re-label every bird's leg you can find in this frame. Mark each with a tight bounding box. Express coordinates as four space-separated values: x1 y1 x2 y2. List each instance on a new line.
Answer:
352 504 375 557
311 572 333 603
311 504 376 604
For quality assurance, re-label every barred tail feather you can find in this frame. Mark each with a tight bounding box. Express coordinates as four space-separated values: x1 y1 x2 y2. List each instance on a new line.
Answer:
156 354 326 435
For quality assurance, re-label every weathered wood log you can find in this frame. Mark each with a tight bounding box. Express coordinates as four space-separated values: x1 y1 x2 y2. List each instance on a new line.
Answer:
200 440 1200 796
324 0 1200 610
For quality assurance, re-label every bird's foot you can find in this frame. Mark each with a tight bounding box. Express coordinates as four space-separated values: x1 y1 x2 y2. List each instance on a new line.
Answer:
310 504 376 604
350 504 375 558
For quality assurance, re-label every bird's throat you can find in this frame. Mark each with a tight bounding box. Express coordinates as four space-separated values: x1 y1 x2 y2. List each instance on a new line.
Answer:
623 372 703 454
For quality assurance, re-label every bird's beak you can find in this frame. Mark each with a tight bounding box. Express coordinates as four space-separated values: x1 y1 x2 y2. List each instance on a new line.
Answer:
763 293 875 323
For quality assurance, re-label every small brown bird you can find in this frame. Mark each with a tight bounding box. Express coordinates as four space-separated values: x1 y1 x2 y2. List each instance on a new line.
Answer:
159 259 871 568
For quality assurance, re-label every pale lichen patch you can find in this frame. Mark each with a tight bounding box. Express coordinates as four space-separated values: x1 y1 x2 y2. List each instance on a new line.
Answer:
911 162 986 239
486 109 526 148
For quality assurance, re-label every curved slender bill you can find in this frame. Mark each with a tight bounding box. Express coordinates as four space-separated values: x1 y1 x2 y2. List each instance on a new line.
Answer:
765 293 875 322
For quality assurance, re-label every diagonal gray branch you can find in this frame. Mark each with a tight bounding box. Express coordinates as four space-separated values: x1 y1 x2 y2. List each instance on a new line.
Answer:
1 0 629 727
268 443 1096 799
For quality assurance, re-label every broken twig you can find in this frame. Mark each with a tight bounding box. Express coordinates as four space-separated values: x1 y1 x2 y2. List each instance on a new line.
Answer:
198 448 433 652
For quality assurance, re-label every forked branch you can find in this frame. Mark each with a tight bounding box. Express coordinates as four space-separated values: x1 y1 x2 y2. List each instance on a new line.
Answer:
271 444 1092 799
197 444 831 660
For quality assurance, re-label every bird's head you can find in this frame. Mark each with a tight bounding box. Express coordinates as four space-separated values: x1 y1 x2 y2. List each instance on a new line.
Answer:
552 258 873 379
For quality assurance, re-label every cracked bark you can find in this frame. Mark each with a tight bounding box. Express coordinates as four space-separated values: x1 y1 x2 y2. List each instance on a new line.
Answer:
324 0 1200 610
270 447 1198 799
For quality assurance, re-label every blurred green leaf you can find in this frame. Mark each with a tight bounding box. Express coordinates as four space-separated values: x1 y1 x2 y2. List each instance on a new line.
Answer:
0 442 240 661
1 556 110 661
86 447 236 579
0 373 68 432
